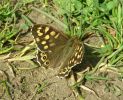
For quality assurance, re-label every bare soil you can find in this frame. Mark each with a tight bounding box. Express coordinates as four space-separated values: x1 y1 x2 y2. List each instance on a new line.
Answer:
0 9 123 100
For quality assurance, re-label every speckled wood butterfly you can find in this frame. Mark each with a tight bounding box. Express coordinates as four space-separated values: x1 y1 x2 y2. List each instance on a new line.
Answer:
31 24 84 77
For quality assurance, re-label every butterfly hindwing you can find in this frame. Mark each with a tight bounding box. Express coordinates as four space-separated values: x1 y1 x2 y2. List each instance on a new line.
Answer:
58 38 84 76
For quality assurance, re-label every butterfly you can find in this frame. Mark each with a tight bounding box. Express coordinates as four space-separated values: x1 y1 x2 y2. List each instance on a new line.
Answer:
31 24 84 77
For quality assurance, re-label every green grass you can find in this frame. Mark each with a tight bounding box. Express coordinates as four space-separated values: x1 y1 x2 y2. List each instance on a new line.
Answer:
0 0 28 54
0 71 12 99
40 0 123 74
0 0 123 99
48 0 123 98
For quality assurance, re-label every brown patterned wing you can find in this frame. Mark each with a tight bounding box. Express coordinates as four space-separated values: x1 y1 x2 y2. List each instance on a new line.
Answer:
36 36 84 77
57 38 84 77
31 24 68 52
31 24 84 77
32 24 69 69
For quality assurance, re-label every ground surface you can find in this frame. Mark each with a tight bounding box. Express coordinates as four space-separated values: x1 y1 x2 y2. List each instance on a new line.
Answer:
0 8 123 100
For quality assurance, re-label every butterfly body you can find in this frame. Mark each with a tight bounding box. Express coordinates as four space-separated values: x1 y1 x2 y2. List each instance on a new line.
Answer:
31 24 84 77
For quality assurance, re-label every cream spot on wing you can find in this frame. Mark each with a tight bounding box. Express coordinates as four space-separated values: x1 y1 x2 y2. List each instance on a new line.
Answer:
44 35 50 40
36 37 40 42
74 60 77 64
79 46 83 52
80 51 83 56
75 52 78 57
37 27 42 30
44 45 48 49
77 54 81 59
68 60 72 65
54 33 59 39
37 30 43 36
45 27 49 33
71 58 75 62
50 31 56 36
62 67 68 73
76 45 80 51
40 52 46 56
49 43 55 47
41 41 46 45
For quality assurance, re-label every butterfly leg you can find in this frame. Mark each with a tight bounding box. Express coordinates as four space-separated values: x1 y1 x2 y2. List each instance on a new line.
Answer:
68 68 99 99
66 70 84 99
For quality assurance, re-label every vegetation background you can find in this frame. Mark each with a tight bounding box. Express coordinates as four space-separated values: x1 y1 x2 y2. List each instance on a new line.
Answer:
0 0 123 100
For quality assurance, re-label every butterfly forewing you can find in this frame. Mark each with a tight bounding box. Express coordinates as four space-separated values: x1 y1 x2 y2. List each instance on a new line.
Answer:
31 24 84 77
32 24 68 52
